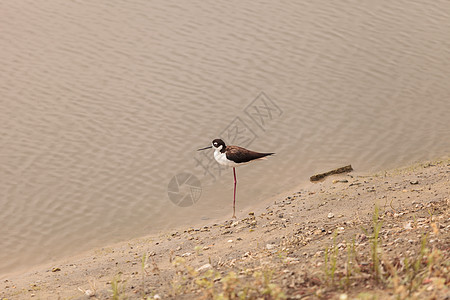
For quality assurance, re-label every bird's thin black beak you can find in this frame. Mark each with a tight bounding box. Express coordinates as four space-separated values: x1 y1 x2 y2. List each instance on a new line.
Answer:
197 145 212 151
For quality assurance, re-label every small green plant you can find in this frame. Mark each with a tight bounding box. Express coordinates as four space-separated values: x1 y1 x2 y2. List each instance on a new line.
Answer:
111 275 126 300
427 208 434 222
344 238 357 290
170 257 197 297
194 245 202 256
384 233 443 299
141 252 149 297
370 205 382 281
194 269 220 299
405 234 428 295
192 267 285 300
254 269 285 299
219 271 239 299
324 230 339 285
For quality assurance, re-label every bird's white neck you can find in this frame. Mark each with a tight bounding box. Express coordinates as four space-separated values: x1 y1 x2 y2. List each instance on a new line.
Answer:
214 145 224 154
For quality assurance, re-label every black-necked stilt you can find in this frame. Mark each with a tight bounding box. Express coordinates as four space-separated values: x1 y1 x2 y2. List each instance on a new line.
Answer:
198 139 274 218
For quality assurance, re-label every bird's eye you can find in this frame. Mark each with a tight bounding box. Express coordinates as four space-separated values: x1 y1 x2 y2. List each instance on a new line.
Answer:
213 143 217 146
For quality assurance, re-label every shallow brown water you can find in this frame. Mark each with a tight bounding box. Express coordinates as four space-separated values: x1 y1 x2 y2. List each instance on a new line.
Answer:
1 0 449 275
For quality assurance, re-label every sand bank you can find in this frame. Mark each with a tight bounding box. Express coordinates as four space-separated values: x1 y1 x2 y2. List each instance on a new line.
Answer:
1 158 448 299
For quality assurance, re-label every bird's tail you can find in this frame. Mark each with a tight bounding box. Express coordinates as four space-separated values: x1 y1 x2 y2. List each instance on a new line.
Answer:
259 153 275 159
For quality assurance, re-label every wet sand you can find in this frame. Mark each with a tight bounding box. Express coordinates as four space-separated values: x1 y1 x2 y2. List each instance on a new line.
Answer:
1 157 448 299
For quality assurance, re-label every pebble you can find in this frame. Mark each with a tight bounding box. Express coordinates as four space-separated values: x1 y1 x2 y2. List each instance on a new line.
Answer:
327 212 334 219
266 244 275 250
51 267 61 272
357 234 367 242
339 294 348 300
227 239 233 243
196 263 212 273
332 179 348 183
403 222 413 230
285 257 300 263
181 252 192 257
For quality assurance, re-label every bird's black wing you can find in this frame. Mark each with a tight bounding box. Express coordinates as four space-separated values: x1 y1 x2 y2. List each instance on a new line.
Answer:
225 146 274 164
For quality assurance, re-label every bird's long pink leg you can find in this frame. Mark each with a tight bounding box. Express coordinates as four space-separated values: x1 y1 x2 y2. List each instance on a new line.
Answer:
232 167 237 218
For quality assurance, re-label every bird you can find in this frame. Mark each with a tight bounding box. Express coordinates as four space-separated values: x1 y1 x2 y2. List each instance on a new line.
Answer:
197 139 274 218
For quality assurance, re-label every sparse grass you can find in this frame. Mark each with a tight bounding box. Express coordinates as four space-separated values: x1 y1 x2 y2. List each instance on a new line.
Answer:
141 252 149 298
111 275 126 300
194 269 220 299
384 233 448 299
404 234 429 295
344 238 358 290
168 201 447 299
171 257 195 297
210 268 285 300
170 255 285 299
370 205 382 281
100 197 448 300
324 230 338 285
311 203 449 299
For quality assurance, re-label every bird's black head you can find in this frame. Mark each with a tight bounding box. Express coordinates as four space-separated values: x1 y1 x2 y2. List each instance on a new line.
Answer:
197 138 226 151
212 139 226 149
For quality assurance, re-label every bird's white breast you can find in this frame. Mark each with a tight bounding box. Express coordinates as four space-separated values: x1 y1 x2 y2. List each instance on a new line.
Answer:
214 149 238 167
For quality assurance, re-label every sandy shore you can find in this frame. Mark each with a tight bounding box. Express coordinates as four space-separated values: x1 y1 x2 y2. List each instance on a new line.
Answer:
1 158 449 299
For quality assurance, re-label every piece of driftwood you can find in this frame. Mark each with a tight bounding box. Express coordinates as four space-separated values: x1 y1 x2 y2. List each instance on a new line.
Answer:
310 165 353 182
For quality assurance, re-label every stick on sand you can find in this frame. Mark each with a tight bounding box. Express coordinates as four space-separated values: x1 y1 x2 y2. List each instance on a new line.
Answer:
310 165 353 182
